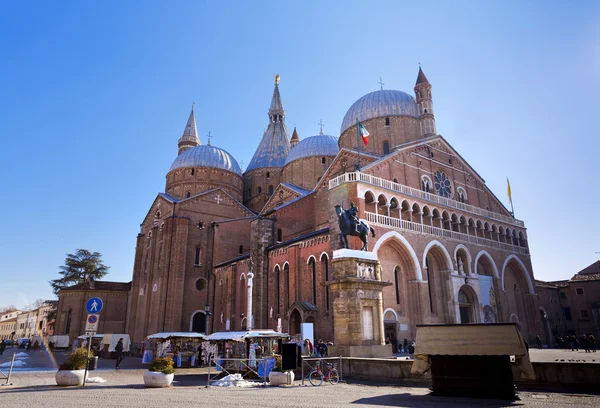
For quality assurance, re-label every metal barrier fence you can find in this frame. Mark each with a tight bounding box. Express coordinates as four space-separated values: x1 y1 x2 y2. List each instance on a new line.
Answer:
301 356 343 386
0 353 16 386
206 357 270 387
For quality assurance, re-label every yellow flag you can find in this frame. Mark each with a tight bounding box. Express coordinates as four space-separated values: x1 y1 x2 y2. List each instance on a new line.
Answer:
507 178 512 202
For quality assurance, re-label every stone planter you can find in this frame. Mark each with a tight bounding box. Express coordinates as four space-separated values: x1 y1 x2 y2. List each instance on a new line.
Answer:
55 369 87 386
144 371 174 388
269 370 295 386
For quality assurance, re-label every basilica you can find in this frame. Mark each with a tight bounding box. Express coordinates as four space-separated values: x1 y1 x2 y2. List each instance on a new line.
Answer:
55 68 543 346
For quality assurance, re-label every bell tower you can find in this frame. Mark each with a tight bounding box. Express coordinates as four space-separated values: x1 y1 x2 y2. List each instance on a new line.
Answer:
178 104 201 155
414 67 436 136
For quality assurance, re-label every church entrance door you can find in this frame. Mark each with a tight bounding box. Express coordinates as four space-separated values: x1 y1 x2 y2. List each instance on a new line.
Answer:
290 310 301 335
192 312 206 333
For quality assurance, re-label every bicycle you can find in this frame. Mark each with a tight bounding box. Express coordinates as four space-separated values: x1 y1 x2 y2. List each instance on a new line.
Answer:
307 360 339 386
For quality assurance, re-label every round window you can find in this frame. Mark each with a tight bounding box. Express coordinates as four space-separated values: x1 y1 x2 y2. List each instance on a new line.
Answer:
434 170 453 198
195 278 206 291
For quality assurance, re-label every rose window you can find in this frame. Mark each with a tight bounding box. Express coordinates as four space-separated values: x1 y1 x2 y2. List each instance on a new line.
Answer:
434 170 453 198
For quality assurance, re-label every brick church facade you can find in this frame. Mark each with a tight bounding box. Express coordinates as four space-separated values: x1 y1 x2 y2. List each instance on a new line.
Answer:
56 69 544 346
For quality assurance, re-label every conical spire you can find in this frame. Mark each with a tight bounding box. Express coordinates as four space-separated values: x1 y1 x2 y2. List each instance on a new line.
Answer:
246 76 291 172
178 104 201 155
415 67 430 85
290 127 300 148
183 104 200 140
268 74 285 119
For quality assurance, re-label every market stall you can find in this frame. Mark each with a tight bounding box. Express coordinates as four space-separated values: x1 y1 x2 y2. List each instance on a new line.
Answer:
203 330 289 373
143 332 206 368
411 323 535 399
77 334 104 353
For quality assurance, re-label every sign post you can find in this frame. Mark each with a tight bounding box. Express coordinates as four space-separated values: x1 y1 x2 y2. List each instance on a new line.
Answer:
82 298 103 387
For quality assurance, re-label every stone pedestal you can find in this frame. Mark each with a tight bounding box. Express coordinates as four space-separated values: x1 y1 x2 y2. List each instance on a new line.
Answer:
326 249 393 358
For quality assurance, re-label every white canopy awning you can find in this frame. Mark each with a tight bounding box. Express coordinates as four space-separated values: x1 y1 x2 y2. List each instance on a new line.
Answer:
146 332 206 340
78 334 104 339
205 330 289 342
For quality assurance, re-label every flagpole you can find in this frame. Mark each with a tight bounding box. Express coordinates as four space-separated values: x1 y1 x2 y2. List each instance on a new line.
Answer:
356 118 361 171
507 178 515 217
509 198 515 218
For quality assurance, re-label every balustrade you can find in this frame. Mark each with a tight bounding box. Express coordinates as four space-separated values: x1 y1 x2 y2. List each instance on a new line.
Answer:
329 172 525 228
364 212 529 255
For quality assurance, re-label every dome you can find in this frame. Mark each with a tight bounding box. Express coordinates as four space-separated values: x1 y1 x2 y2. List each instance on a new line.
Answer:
340 90 419 134
284 135 339 165
169 145 242 175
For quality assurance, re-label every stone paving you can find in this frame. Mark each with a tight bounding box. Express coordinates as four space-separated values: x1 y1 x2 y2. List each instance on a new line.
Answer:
1 367 600 408
1 349 599 407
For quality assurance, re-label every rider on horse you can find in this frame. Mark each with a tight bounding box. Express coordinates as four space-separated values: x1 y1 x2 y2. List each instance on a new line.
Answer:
346 202 360 233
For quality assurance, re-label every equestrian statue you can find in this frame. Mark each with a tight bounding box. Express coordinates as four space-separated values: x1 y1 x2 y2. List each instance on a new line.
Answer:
335 202 375 251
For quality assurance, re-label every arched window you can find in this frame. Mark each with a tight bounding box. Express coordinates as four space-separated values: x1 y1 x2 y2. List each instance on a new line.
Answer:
191 169 195 176
64 308 72 335
239 245 243 254
284 263 290 311
186 191 191 198
309 257 317 305
257 187 262 194
266 171 270 179
394 266 401 305
277 229 282 242
383 141 390 155
321 157 326 164
385 117 390 126
268 185 274 194
321 254 329 311
194 247 201 266
239 274 247 317
275 265 281 314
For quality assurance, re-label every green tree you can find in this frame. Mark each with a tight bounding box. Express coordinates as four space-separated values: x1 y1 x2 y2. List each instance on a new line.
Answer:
49 249 110 295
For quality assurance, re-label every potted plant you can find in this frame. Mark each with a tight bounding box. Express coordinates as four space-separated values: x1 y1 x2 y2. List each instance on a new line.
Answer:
56 348 92 386
268 355 295 386
144 357 175 388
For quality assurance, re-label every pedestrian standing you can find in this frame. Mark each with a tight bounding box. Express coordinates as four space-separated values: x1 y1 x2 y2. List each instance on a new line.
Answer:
115 338 124 369
403 338 408 354
0 340 6 355
536 335 542 349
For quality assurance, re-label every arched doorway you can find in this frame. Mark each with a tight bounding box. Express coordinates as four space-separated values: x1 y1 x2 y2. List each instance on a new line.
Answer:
502 256 533 338
458 288 474 324
191 312 206 333
423 241 453 321
289 309 301 335
384 309 398 348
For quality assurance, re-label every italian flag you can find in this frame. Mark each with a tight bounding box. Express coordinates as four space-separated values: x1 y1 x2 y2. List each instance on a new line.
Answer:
358 121 369 145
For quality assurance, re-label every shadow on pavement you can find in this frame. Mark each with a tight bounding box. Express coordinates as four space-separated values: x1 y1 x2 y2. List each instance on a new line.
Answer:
351 393 525 407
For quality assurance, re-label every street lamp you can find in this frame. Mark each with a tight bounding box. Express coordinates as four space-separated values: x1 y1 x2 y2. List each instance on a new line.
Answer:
204 303 212 336
204 303 213 316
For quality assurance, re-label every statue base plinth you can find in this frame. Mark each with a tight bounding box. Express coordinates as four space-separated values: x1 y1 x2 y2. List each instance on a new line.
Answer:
328 344 393 358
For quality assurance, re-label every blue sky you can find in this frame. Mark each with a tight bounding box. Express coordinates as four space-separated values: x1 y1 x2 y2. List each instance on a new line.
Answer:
0 1 598 308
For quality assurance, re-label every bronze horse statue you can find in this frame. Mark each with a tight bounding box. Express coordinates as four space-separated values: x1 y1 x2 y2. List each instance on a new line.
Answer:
335 204 375 251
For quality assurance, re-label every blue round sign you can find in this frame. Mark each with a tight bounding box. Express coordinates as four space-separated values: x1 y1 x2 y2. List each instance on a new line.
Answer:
86 297 103 314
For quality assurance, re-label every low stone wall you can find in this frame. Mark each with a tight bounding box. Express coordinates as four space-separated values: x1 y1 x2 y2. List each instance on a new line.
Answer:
339 357 600 388
515 362 600 386
340 357 430 383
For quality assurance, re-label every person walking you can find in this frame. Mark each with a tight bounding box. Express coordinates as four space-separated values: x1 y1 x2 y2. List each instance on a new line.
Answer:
115 338 124 369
